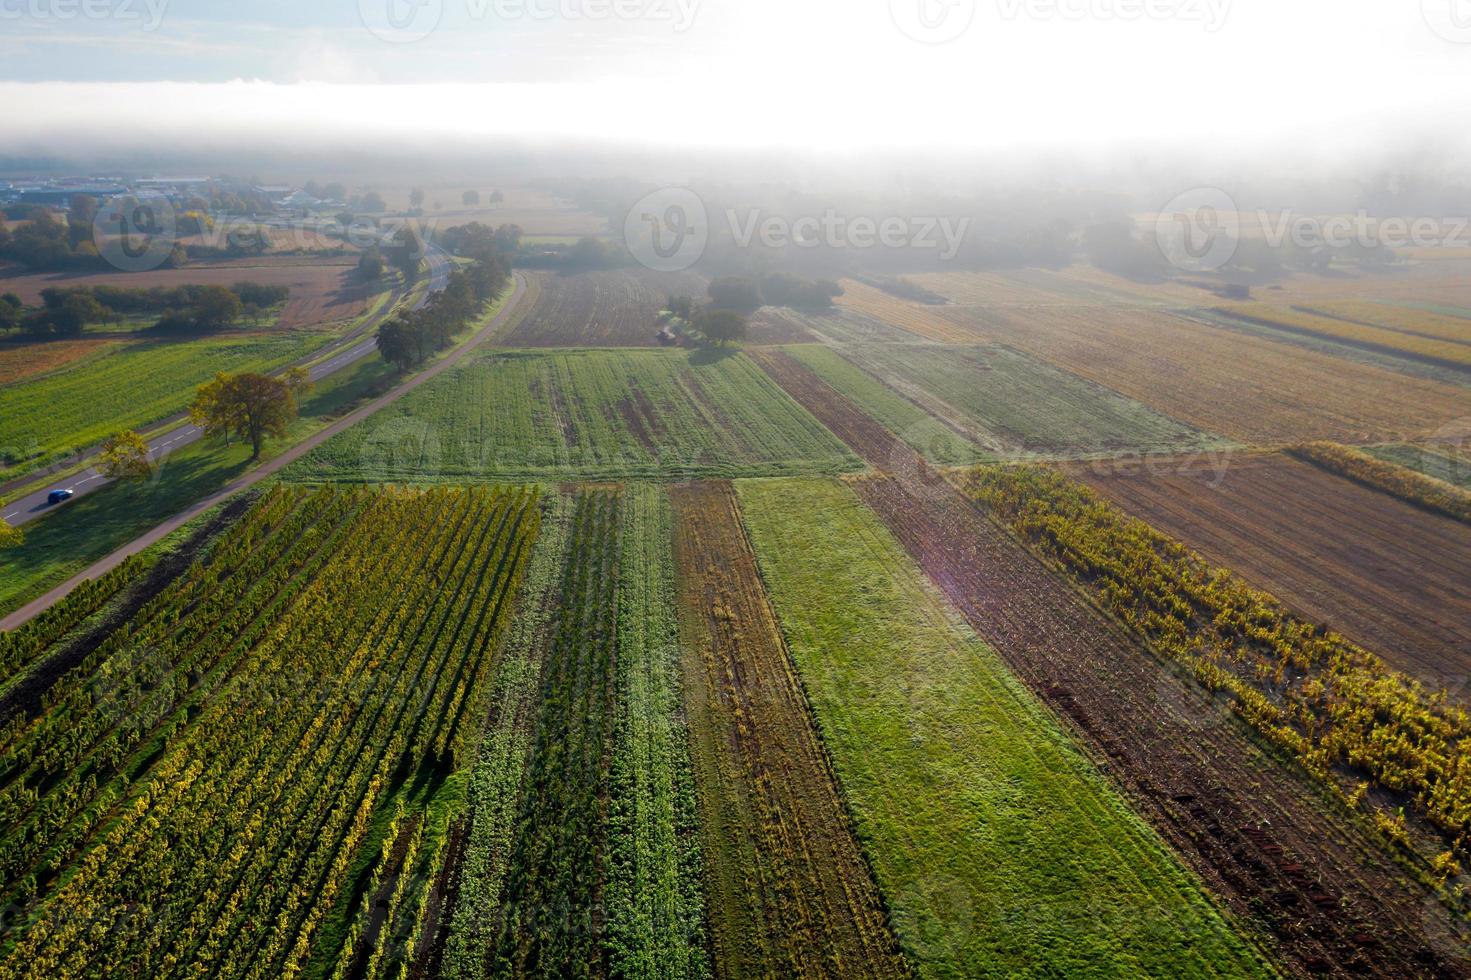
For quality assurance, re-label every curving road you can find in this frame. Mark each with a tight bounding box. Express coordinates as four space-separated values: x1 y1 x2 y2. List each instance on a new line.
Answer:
2 243 452 527
0 270 526 632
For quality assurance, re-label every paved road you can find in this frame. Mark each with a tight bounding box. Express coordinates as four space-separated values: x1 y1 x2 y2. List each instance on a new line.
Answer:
3 244 452 527
0 271 526 632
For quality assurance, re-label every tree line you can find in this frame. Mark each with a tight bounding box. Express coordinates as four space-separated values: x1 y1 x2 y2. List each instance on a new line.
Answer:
0 282 290 338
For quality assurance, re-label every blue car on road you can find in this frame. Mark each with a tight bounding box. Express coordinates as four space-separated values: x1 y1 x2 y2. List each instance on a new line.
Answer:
47 488 74 505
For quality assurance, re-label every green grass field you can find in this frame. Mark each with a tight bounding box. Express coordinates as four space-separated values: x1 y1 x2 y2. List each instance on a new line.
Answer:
0 354 396 617
0 331 330 480
287 348 861 482
789 342 1225 460
1365 442 1471 488
736 477 1268 978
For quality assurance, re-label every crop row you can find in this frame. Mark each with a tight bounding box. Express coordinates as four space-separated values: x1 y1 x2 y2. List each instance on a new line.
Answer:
0 484 540 979
1289 441 1471 524
1214 304 1471 369
290 348 860 483
736 477 1268 976
964 464 1471 861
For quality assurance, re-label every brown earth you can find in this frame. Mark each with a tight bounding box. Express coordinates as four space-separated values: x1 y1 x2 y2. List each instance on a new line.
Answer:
0 338 117 384
501 269 709 347
1073 452 1471 694
753 349 1468 978
669 481 910 980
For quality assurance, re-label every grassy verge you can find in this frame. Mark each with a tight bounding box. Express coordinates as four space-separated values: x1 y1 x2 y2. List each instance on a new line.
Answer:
736 476 1272 978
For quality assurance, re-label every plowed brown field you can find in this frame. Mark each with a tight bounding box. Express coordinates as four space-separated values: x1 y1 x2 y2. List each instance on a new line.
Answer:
1074 452 1471 692
753 351 1467 977
501 269 708 346
669 481 909 980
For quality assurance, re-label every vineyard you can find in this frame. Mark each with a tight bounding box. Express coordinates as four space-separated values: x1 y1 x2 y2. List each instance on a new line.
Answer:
0 331 331 479
1074 451 1471 691
498 269 708 347
290 348 860 482
736 477 1268 977
967 464 1471 871
0 484 543 978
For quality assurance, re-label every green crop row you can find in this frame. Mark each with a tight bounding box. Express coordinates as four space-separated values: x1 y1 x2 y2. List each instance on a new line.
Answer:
288 348 861 483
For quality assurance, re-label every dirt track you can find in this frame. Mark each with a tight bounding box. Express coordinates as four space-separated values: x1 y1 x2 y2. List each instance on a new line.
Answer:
755 349 1468 978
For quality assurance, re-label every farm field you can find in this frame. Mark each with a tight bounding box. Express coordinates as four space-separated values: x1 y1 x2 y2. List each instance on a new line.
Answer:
1366 442 1471 487
1072 451 1471 690
1211 303 1471 370
498 268 708 347
0 338 116 385
289 347 860 482
745 358 1464 974
832 279 976 343
669 481 908 979
936 305 1468 443
0 484 542 978
0 330 333 480
737 477 1269 977
0 257 376 329
1298 300 1471 344
782 342 1224 460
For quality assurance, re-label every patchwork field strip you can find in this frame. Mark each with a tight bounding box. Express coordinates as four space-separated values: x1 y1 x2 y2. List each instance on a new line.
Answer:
669 481 909 980
737 477 1270 977
751 352 1465 975
499 269 709 347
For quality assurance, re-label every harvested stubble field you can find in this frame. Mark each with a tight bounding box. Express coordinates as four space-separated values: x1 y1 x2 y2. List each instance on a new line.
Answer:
0 257 374 329
291 347 860 482
737 477 1268 978
832 279 976 343
935 305 1468 443
1073 452 1471 691
754 355 1465 976
0 485 543 979
1299 301 1471 345
782 342 1223 460
669 481 909 980
499 268 708 347
1212 304 1471 371
0 330 332 479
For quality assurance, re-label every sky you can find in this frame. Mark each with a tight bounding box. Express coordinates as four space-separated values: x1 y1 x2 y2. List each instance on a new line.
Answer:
1 0 1470 153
